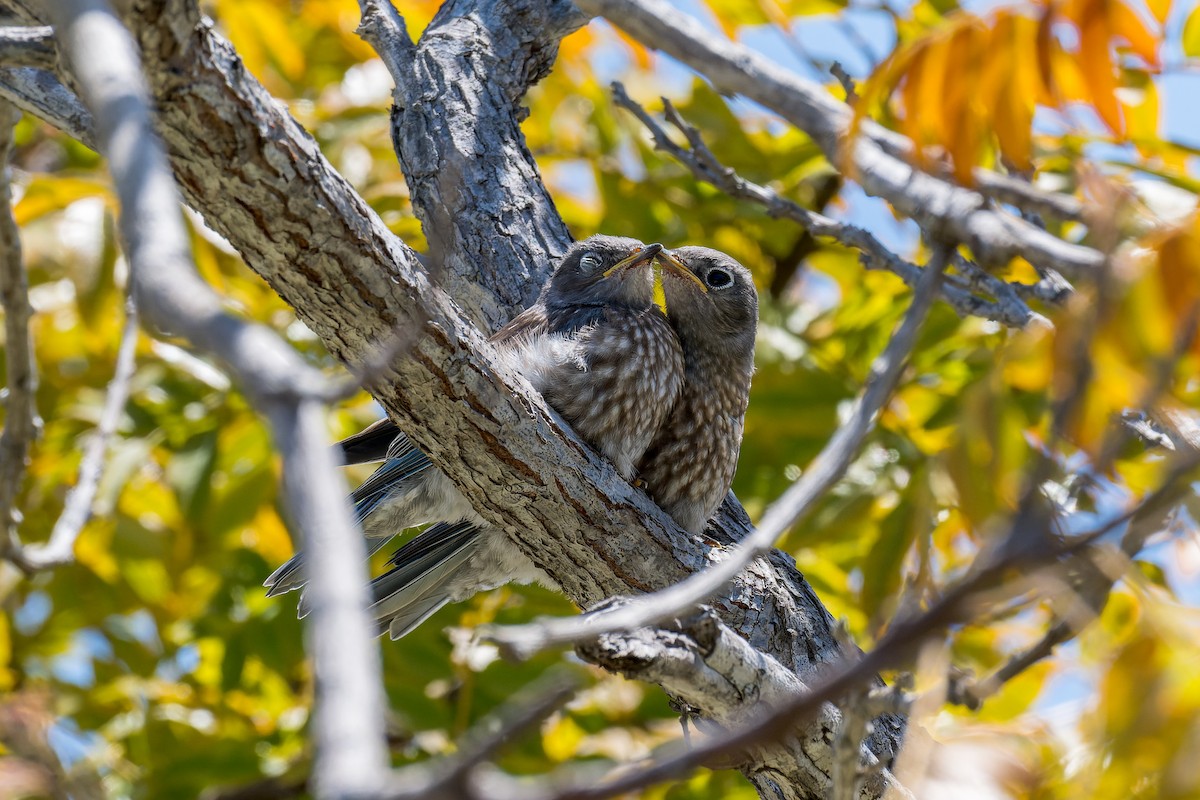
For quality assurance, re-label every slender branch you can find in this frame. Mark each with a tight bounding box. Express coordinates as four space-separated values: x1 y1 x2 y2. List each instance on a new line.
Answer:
383 672 582 800
526 463 1199 800
0 99 39 567
0 26 55 70
16 294 138 570
0 67 93 145
354 0 415 102
579 0 1102 275
45 1 389 796
486 248 947 657
613 84 1036 328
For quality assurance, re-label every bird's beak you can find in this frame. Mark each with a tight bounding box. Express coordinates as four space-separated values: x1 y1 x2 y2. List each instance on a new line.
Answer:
602 242 664 278
655 250 708 293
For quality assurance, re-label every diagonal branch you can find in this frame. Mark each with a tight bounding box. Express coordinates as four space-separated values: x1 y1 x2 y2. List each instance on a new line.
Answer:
578 0 1103 276
485 246 946 655
15 294 138 571
45 1 390 795
612 83 1038 329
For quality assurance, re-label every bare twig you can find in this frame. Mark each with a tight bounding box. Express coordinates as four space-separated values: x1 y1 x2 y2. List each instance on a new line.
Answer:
0 26 54 70
578 0 1100 273
0 99 39 568
613 85 1034 328
485 248 947 658
46 1 390 795
522 463 1198 800
384 671 583 800
15 294 138 570
830 61 858 104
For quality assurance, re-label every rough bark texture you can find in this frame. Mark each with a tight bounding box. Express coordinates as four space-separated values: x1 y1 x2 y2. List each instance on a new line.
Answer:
6 0 906 795
390 0 584 331
579 610 904 800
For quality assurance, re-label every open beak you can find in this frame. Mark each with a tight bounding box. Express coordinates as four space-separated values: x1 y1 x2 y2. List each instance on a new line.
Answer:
655 250 707 293
602 242 664 278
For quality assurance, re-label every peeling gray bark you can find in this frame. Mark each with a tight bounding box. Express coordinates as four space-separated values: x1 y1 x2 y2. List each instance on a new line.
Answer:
578 609 904 800
4 1 906 795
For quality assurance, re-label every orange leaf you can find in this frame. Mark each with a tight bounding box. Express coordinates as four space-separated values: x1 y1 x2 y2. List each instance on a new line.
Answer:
946 21 987 184
914 30 952 161
1076 0 1125 134
1108 0 1161 68
611 27 652 70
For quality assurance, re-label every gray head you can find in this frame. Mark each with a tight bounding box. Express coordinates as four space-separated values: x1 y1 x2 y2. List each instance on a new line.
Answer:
541 235 664 311
658 245 758 363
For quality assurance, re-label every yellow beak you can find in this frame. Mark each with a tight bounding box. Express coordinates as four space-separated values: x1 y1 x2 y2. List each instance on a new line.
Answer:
655 250 708 293
602 242 664 278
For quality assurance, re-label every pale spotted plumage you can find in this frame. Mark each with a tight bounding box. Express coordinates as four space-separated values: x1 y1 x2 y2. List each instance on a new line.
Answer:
637 246 758 534
267 235 685 638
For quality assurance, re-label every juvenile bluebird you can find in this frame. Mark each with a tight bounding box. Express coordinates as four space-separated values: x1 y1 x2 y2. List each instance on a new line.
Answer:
265 236 686 637
638 247 758 534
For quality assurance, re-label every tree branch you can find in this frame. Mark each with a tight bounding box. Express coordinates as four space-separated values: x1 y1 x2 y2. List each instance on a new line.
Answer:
485 247 946 655
15 294 138 571
0 99 39 568
612 84 1037 328
578 0 1102 275
0 26 54 70
0 66 93 144
45 1 390 795
576 609 910 800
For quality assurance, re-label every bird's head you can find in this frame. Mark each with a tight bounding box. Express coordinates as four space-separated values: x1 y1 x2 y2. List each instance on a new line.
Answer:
542 235 664 311
656 246 759 360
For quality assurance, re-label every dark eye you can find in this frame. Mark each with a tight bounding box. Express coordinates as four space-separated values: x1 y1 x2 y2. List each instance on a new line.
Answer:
580 252 603 271
705 268 733 289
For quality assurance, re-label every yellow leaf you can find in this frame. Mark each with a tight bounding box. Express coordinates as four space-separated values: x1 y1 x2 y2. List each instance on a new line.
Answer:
543 715 586 762
13 176 112 226
1183 3 1200 58
1145 0 1172 25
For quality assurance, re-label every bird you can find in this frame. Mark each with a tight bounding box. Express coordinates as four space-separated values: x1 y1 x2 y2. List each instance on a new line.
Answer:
359 245 758 635
264 235 686 638
638 246 758 534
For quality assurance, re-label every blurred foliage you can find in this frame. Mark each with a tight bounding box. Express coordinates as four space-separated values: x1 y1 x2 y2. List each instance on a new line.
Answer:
1 0 1199 797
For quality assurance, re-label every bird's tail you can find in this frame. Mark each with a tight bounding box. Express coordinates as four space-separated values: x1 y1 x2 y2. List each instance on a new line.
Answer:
263 536 392 597
294 520 482 640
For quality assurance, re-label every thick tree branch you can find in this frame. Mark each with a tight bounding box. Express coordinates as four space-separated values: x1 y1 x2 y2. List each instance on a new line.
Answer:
577 609 910 800
486 248 945 654
45 2 390 796
578 0 1103 275
0 26 54 69
382 0 586 330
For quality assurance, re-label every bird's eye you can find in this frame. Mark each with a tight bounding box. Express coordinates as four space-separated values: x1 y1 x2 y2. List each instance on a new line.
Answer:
705 268 734 290
580 252 603 271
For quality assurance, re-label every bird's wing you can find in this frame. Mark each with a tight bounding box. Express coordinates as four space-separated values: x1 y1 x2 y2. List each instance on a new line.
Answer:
337 417 401 464
349 440 436 523
491 304 551 345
